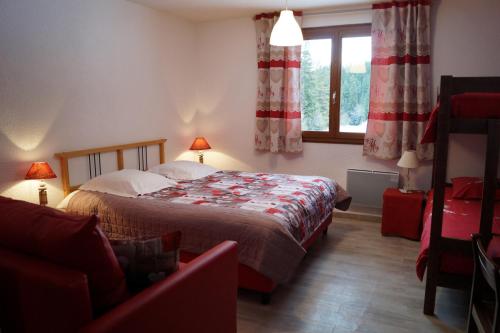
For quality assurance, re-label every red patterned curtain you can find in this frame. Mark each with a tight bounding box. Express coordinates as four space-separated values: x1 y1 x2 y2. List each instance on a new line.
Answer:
363 0 432 160
254 12 303 153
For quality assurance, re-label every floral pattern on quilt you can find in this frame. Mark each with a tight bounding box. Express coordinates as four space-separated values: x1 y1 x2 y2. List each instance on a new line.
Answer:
140 171 336 242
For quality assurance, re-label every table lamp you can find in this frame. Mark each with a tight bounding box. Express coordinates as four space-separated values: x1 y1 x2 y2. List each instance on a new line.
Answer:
189 137 211 164
25 162 57 206
397 150 419 193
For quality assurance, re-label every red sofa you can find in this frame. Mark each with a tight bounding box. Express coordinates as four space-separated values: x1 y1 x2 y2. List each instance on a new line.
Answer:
0 197 238 333
0 242 238 333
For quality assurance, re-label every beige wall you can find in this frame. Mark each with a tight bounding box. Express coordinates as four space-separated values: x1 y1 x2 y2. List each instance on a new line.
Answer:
0 0 198 205
194 0 500 190
2 0 500 207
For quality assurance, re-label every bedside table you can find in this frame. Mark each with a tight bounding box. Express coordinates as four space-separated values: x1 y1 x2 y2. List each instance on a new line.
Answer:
381 188 425 240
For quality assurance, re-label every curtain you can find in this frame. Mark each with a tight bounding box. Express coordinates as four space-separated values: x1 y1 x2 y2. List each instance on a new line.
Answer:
254 12 303 153
363 0 433 160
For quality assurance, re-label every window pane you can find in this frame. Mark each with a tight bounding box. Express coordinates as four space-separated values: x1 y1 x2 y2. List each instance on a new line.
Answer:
339 36 371 134
300 39 331 132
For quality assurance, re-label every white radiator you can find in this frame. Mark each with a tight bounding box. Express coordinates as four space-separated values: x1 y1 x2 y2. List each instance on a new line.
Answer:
346 169 399 209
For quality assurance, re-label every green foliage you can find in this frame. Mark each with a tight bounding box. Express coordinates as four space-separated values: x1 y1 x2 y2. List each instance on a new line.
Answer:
300 47 371 131
339 62 371 127
300 48 330 131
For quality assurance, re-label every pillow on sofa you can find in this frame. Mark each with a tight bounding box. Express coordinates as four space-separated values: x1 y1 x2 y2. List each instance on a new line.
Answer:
109 231 181 292
452 177 500 200
148 160 218 180
80 169 176 197
0 196 128 314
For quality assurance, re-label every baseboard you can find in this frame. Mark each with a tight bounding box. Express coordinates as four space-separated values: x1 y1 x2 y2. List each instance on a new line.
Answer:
333 208 381 223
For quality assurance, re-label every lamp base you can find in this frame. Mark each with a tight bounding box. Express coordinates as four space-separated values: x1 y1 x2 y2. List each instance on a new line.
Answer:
38 182 48 206
399 169 414 194
198 152 204 164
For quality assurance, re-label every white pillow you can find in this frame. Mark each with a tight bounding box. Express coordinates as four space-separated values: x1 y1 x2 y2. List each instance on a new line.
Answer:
148 160 219 180
56 190 80 210
79 169 176 197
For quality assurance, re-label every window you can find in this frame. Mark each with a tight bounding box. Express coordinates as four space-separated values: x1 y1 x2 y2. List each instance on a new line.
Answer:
300 24 371 144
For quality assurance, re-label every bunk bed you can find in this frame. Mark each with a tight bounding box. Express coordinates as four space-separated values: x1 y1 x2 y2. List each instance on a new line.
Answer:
421 76 500 315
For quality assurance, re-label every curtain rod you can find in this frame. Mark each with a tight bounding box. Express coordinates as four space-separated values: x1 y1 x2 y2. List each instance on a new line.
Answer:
303 5 372 16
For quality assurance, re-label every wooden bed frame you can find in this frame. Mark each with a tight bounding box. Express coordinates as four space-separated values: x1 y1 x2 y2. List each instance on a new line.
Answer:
54 138 333 304
54 139 166 196
424 76 500 315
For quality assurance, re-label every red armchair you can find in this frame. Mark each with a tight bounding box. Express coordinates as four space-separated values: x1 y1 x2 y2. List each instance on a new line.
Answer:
0 240 238 333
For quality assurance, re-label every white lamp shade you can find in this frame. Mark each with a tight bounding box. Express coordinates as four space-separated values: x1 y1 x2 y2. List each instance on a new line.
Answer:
397 150 419 169
270 10 303 47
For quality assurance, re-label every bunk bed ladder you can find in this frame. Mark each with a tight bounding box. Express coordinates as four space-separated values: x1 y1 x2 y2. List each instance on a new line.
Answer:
480 120 500 240
424 75 453 315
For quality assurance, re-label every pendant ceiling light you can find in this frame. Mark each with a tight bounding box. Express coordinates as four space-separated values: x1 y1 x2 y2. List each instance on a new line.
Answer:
270 1 303 46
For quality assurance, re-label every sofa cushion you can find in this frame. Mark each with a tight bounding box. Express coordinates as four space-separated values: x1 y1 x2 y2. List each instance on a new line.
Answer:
109 231 181 292
0 196 128 314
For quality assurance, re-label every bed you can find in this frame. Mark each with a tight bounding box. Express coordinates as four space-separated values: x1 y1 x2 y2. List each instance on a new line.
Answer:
416 187 500 281
421 76 500 315
54 139 351 303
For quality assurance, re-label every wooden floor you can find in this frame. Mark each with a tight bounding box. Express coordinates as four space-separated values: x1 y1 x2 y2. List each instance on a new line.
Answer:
237 218 467 333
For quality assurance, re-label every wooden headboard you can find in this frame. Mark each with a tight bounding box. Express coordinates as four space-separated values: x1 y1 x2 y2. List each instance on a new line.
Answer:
54 139 166 196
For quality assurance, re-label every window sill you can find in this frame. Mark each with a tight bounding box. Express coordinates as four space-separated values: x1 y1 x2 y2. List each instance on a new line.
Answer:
302 136 364 145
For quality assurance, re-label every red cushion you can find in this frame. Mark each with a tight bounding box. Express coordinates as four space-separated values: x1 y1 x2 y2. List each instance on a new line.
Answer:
451 177 500 200
421 103 439 144
162 230 181 251
420 93 500 144
0 196 128 314
451 93 500 118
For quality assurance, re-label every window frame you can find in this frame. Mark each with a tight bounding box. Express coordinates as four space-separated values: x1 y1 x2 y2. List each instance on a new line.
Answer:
301 24 372 145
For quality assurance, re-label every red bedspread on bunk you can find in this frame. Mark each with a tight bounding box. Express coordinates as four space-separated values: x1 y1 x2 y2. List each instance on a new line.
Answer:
421 93 500 143
416 188 500 281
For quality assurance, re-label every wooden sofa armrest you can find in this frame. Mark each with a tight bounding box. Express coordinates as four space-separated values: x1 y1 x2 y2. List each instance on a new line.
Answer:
0 248 93 333
80 241 238 333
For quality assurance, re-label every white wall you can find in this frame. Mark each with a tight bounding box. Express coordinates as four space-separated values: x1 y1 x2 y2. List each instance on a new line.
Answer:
431 0 500 179
0 0 198 205
194 0 500 190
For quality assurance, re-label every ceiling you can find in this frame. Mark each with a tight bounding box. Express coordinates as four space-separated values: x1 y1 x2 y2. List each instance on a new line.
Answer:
129 0 375 22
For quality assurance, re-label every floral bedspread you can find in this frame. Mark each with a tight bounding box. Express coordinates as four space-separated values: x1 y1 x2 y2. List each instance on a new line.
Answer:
141 171 337 242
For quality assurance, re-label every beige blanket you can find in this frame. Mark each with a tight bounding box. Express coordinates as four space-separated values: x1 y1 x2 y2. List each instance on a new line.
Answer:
68 190 312 283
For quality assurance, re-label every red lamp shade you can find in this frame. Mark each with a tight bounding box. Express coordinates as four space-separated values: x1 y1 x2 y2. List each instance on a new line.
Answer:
189 137 211 151
25 162 57 180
